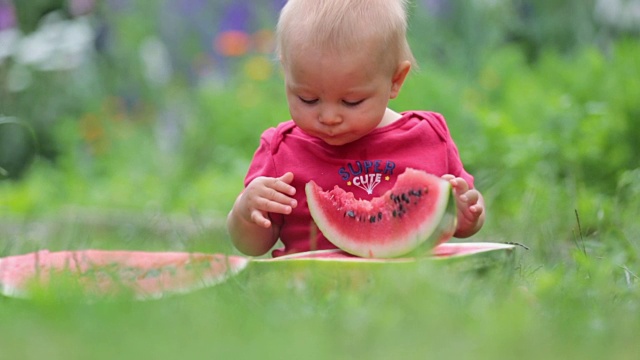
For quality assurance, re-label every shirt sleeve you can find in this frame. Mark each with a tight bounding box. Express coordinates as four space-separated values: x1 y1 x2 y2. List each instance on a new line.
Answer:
447 134 475 188
244 127 278 187
424 112 475 188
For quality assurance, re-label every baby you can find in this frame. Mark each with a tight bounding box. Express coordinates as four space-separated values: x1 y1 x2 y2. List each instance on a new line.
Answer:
227 0 485 257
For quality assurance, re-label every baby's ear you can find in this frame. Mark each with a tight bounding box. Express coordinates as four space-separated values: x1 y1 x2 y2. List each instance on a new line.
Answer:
390 61 411 99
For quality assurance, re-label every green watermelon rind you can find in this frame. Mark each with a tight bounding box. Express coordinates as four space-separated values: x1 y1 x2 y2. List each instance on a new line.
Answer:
306 168 454 258
406 187 458 257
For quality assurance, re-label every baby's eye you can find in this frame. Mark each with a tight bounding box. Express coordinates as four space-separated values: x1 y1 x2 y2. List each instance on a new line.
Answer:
343 99 365 107
298 96 318 105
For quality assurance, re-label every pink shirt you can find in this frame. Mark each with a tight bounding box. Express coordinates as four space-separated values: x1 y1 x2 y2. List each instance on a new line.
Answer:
245 111 474 257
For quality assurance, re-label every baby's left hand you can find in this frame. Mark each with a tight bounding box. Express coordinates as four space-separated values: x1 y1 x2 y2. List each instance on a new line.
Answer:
441 175 485 238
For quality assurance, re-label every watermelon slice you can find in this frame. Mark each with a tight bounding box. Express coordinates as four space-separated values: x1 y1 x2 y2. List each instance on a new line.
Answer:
306 168 457 258
0 242 518 300
0 250 249 300
258 242 516 263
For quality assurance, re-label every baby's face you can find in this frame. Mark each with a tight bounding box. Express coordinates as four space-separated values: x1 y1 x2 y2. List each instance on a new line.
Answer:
282 45 403 146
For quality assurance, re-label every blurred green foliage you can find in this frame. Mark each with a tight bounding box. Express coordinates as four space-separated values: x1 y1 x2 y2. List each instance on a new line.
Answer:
1 0 638 236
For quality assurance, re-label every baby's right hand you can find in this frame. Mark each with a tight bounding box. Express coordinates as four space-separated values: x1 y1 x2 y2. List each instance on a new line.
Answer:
237 172 297 228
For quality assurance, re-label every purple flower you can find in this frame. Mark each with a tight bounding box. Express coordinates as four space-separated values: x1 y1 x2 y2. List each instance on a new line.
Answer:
0 0 16 31
218 2 251 32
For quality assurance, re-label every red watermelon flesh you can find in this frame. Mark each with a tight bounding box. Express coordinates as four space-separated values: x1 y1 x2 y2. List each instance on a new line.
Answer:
0 250 249 300
431 242 516 258
306 168 457 258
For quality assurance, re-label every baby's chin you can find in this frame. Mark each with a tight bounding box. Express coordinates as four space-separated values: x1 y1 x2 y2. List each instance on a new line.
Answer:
320 137 350 146
317 132 366 146
300 126 371 146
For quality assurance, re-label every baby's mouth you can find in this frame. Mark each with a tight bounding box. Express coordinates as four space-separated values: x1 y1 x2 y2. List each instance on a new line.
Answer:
319 132 352 146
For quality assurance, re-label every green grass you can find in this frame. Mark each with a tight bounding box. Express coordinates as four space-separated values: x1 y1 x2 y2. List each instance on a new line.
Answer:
0 248 637 359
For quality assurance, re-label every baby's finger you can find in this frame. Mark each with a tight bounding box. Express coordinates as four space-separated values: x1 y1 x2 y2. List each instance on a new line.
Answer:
453 178 470 193
258 196 294 215
262 186 297 208
441 175 468 193
462 190 480 205
272 172 296 196
468 204 484 217
250 209 271 228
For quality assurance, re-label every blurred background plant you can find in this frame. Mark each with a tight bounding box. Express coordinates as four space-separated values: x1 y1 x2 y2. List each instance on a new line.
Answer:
0 0 639 260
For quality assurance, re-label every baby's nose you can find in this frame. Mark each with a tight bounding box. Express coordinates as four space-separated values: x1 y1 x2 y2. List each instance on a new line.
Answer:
319 108 342 126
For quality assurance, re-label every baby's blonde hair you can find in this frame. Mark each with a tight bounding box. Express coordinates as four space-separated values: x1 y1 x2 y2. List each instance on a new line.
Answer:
276 0 416 71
